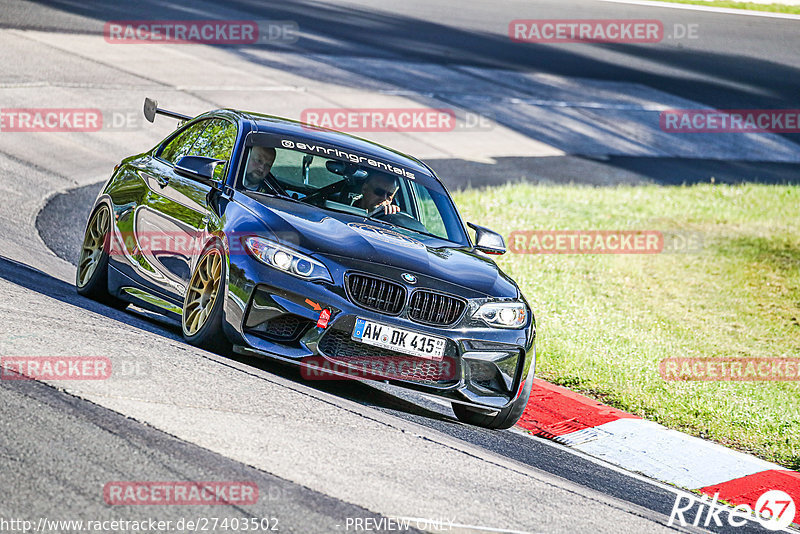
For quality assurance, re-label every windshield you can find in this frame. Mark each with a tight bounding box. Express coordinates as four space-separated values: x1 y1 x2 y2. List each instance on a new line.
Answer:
239 144 468 245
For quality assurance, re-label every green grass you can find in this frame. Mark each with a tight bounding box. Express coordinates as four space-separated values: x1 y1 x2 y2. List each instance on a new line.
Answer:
453 183 800 469
654 0 800 14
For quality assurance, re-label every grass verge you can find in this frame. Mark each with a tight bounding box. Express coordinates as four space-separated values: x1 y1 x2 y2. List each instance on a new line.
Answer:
653 0 800 14
453 183 800 470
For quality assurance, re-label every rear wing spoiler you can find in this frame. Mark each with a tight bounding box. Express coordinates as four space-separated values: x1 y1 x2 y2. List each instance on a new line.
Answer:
143 97 191 123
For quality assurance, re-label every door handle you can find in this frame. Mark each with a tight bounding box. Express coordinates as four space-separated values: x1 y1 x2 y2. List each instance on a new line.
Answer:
156 175 169 187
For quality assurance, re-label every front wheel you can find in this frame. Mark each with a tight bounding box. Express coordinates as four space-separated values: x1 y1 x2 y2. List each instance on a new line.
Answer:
182 244 231 353
76 204 126 309
452 371 534 430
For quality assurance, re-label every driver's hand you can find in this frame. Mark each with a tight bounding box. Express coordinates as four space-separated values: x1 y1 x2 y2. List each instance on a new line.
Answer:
378 199 400 214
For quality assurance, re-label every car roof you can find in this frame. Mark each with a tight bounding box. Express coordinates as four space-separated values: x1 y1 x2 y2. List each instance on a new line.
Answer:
225 110 438 180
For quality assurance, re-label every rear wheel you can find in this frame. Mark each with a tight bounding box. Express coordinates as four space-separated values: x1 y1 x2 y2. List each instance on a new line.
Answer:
182 245 231 353
452 371 534 430
76 204 126 309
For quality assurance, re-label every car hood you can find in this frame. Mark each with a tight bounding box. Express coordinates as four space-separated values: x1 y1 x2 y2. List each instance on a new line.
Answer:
247 197 518 298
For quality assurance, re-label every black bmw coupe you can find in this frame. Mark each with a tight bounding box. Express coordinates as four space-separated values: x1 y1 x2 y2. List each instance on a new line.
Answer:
77 98 536 429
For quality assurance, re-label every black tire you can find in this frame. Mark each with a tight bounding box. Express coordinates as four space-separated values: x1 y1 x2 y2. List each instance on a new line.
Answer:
182 244 231 354
452 370 534 430
76 204 126 309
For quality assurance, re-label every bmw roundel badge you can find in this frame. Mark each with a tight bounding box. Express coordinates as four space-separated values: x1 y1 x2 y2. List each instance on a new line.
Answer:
402 273 417 284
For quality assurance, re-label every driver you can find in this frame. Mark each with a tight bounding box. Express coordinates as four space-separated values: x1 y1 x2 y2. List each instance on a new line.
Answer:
352 172 401 215
242 146 276 192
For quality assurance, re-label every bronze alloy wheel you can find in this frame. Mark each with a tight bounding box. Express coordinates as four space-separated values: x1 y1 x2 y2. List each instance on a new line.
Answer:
183 249 223 336
77 205 110 288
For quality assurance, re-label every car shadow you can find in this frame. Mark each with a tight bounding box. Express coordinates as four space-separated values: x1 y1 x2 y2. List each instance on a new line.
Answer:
0 255 453 424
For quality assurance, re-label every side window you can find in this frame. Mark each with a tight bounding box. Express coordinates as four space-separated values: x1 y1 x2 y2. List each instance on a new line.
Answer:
158 120 209 164
189 119 238 180
190 119 237 161
412 182 447 238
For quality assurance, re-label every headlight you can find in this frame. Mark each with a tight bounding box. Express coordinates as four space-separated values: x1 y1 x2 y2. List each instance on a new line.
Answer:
474 301 527 328
244 236 332 283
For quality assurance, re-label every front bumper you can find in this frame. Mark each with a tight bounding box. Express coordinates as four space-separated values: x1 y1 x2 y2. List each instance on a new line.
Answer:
223 255 536 412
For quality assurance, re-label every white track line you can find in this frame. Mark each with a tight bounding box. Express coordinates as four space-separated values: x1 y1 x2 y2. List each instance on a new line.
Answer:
596 0 800 20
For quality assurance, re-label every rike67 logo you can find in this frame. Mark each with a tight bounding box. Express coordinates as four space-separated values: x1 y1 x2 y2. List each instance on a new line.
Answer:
669 490 796 530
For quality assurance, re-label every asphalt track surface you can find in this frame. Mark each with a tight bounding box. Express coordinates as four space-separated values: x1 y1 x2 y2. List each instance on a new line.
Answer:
1 1 798 533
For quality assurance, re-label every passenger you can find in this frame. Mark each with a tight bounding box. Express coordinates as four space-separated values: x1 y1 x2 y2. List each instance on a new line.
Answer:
243 146 277 192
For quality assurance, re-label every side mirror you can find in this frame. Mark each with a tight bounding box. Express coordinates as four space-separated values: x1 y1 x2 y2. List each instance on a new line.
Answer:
468 222 506 255
174 155 226 189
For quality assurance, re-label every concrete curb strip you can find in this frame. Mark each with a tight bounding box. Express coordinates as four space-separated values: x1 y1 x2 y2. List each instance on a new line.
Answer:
517 379 800 525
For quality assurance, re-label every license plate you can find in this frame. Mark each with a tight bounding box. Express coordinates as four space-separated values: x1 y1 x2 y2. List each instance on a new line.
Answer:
352 318 446 361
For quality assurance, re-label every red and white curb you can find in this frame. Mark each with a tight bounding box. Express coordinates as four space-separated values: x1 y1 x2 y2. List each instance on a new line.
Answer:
516 379 800 526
